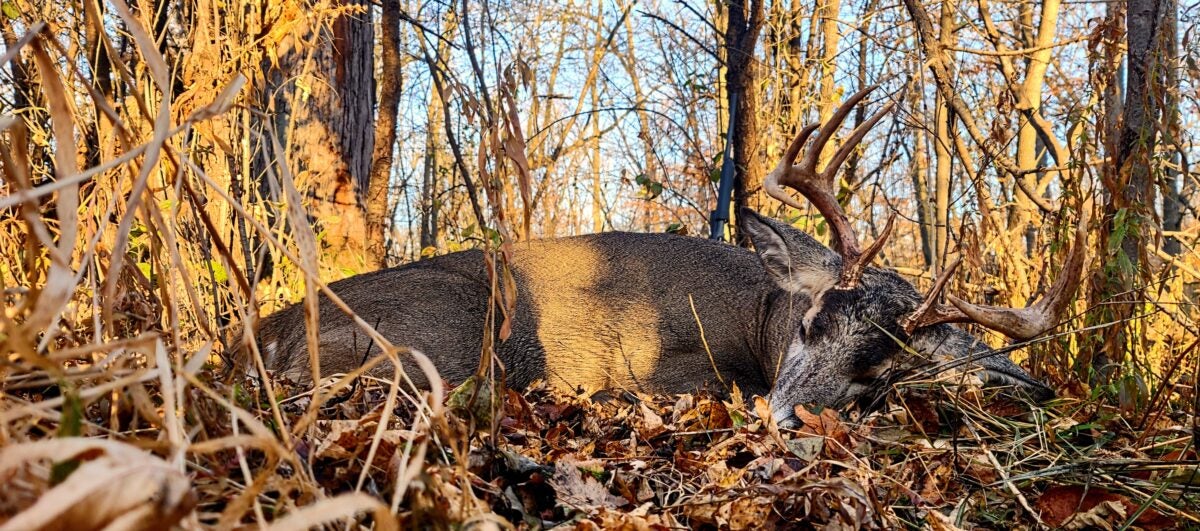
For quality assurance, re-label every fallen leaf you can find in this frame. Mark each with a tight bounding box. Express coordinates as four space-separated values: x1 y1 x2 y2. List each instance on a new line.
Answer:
0 438 195 531
549 456 627 512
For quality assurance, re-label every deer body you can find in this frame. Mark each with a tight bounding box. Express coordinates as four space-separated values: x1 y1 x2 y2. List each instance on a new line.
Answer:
256 211 1053 424
260 228 788 398
257 87 1075 424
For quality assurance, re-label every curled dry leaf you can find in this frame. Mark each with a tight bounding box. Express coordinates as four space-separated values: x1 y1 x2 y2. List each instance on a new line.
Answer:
636 403 666 439
0 438 195 531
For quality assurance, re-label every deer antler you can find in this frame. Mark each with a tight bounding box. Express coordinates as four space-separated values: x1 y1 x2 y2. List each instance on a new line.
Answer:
901 257 969 335
903 221 1088 340
764 85 897 289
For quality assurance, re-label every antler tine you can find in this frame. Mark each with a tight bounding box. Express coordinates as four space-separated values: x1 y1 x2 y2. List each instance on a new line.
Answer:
901 256 969 335
799 85 881 180
823 100 896 182
764 123 821 210
947 221 1089 340
839 212 896 288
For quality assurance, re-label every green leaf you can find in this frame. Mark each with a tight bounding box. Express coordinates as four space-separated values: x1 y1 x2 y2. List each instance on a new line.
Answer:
709 168 722 183
2 2 18 19
208 260 228 283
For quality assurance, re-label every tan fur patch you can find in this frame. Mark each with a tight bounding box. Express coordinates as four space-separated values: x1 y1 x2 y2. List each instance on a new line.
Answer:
515 239 662 392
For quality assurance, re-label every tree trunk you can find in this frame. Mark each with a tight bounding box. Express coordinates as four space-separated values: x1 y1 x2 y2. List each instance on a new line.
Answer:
366 0 402 269
1161 0 1182 256
724 0 765 247
932 0 955 270
269 0 376 278
418 9 457 255
1012 0 1063 256
910 76 935 268
1115 0 1164 265
1090 0 1167 385
814 0 841 170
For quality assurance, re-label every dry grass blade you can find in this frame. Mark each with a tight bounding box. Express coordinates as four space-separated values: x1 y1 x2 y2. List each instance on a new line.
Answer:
0 439 196 531
24 37 80 343
264 493 398 531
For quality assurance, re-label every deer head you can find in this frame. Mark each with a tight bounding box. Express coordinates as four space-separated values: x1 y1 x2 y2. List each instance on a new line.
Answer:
755 86 1082 424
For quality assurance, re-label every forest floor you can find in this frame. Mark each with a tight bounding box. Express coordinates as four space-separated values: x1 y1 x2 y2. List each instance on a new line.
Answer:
7 363 1193 530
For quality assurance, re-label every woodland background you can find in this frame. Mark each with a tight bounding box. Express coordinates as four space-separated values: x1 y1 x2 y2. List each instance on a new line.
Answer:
0 0 1198 528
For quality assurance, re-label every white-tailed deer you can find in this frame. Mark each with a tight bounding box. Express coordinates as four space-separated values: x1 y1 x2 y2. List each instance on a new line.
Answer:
253 86 1079 425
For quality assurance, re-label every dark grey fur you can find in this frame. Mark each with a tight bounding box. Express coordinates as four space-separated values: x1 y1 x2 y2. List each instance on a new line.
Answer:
254 208 1052 424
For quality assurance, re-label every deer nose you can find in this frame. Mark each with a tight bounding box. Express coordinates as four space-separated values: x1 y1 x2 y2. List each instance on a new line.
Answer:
771 403 801 429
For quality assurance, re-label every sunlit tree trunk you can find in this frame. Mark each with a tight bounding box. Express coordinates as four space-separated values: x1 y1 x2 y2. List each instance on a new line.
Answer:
267 0 376 279
932 0 956 270
419 10 457 255
909 76 935 268
814 0 841 170
367 0 402 268
1012 0 1062 256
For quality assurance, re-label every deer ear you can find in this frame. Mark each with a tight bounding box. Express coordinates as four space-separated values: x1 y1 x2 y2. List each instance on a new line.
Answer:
738 208 839 296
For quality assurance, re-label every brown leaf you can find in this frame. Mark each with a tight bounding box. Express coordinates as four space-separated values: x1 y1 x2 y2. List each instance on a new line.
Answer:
753 396 787 449
637 403 666 439
1036 485 1171 529
794 405 850 443
550 457 627 512
724 496 775 530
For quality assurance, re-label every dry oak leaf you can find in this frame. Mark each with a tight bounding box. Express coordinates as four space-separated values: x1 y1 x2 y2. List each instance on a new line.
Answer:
794 405 850 443
549 456 627 512
0 438 195 531
636 402 667 440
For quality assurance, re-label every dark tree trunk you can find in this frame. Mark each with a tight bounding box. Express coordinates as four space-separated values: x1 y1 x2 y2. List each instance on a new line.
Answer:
82 0 116 168
1161 0 1182 256
724 0 765 247
1089 0 1168 386
367 0 403 268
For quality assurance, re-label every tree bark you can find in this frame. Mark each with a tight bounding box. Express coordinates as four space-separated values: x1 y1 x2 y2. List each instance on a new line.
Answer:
910 80 935 268
724 0 765 247
366 0 403 268
268 0 376 278
1088 0 1167 383
1114 0 1166 272
932 0 955 270
1160 0 1182 256
1012 0 1062 256
814 0 841 171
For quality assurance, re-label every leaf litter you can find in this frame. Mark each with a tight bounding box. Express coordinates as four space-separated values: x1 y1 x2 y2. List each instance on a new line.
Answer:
8 361 1198 529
